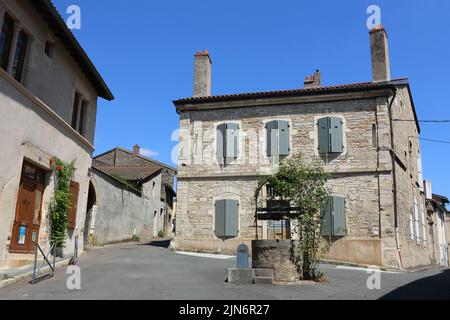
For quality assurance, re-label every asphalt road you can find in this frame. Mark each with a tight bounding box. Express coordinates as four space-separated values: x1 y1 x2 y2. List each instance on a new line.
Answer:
0 242 449 300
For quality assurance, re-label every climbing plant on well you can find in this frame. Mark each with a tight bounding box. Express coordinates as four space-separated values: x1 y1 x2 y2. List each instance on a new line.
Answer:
48 158 75 249
263 154 330 281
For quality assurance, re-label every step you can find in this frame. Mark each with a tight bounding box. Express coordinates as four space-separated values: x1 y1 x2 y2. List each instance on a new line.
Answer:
253 276 273 285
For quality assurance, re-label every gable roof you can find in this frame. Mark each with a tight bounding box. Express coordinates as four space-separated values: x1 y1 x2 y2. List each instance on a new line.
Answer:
93 166 162 182
28 0 114 100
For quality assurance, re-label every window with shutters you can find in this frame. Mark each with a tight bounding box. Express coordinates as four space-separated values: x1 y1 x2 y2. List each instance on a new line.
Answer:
414 198 420 244
321 196 347 237
68 181 80 230
421 205 427 244
214 199 239 239
266 120 290 157
216 123 239 165
317 116 344 154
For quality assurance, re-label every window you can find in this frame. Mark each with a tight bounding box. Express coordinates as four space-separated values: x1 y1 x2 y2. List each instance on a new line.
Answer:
214 199 239 239
417 153 424 191
217 123 239 165
71 92 80 129
68 181 80 230
78 100 88 136
12 30 29 82
421 205 427 243
318 116 344 154
414 198 420 244
321 196 346 237
0 13 14 71
372 124 377 148
44 41 54 58
266 120 290 157
409 212 414 240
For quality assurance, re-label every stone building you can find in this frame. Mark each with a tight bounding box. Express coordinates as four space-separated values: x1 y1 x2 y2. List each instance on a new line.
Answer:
172 26 432 270
87 146 176 245
426 193 449 267
0 0 113 268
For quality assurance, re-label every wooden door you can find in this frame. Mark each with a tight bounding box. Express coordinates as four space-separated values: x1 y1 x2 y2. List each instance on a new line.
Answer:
10 162 45 253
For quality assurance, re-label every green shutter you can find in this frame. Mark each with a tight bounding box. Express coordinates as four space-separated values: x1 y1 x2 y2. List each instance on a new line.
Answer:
321 197 333 236
332 196 346 236
318 117 330 154
329 117 344 153
215 200 226 237
225 123 239 164
278 121 290 156
266 121 278 157
217 123 226 164
224 200 239 237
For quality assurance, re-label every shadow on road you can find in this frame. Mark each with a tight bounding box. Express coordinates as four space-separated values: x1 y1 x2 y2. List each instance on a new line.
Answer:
380 268 450 300
142 239 171 248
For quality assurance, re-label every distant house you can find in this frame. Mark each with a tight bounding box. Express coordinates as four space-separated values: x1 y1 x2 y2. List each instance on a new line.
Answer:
426 193 449 267
85 146 176 245
0 0 113 268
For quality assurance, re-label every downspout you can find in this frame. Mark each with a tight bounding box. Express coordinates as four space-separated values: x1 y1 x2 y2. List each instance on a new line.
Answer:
387 88 403 269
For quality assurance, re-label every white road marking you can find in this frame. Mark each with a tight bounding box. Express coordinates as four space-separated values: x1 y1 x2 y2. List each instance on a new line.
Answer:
336 266 400 274
175 251 235 260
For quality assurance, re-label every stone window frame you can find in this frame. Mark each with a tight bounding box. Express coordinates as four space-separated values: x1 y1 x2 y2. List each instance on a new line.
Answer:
211 195 242 240
213 120 243 166
260 118 293 163
312 114 349 158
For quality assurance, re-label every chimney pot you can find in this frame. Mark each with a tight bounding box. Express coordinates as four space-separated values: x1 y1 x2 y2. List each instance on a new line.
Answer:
194 50 212 97
304 69 322 88
370 26 391 82
133 144 140 156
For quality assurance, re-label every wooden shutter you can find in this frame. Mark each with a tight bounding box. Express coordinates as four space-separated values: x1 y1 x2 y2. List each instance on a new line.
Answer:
68 181 79 230
266 121 278 157
278 121 290 156
216 123 226 164
215 200 226 238
332 196 346 236
225 123 239 164
321 197 333 236
224 200 239 237
318 117 330 154
329 117 344 153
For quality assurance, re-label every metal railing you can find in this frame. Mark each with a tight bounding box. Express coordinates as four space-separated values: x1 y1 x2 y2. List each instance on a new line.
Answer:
30 243 56 284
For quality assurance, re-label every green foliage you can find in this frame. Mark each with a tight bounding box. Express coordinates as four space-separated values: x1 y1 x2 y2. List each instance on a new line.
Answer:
264 154 330 281
157 230 165 238
131 235 140 242
48 158 75 248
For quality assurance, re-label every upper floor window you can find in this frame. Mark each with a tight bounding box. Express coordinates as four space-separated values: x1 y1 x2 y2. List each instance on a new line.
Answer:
317 116 344 154
266 120 290 157
44 41 54 58
0 13 14 71
71 92 88 137
217 123 239 165
12 30 29 82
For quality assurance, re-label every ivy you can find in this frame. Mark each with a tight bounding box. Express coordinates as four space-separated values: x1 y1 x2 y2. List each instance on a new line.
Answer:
261 154 330 281
48 157 75 248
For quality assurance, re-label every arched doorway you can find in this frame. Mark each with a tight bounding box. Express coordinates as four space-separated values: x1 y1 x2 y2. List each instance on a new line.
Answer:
84 181 97 246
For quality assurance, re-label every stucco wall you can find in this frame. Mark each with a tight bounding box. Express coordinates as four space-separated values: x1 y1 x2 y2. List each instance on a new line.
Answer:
0 71 93 266
90 170 153 245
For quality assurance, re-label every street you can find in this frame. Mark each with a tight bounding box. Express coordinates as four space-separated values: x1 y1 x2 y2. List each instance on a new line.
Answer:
0 242 449 300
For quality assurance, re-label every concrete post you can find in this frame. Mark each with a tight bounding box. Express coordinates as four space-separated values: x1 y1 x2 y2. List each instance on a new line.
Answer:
193 50 211 97
370 26 391 82
7 22 21 75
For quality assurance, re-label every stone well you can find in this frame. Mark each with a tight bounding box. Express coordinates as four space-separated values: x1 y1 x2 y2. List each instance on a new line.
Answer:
251 240 300 283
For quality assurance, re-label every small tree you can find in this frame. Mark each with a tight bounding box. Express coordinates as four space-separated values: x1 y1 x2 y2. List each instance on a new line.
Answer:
264 154 329 281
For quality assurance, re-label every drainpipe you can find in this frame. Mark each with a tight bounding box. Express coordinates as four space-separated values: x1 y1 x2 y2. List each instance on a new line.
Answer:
387 88 403 269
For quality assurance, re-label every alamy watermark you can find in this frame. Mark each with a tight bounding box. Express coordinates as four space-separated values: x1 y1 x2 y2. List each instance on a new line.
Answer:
367 5 382 30
66 5 81 30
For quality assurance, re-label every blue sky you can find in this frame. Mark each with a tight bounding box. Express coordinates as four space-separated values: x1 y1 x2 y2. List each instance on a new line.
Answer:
53 0 450 198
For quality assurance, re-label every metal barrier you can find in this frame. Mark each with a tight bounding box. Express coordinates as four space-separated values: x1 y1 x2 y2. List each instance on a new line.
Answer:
30 243 56 284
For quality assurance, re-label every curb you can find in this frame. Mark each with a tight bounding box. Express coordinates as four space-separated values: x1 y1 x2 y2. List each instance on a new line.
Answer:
0 258 71 289
319 259 400 273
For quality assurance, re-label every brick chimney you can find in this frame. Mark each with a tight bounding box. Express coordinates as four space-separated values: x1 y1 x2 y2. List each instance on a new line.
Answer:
370 25 391 82
304 69 321 88
133 144 140 156
194 50 212 97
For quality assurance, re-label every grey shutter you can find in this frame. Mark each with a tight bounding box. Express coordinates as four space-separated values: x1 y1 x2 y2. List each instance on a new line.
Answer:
215 200 226 238
278 121 290 156
225 123 239 164
266 121 278 157
217 123 226 164
329 117 344 153
318 117 330 154
332 196 346 236
321 197 333 236
224 200 239 237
